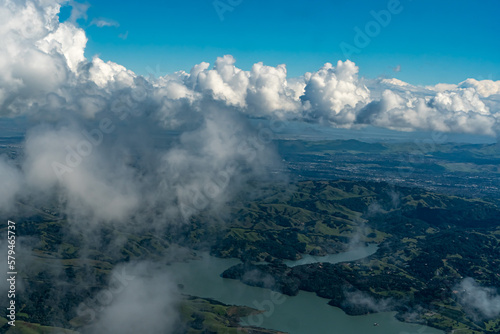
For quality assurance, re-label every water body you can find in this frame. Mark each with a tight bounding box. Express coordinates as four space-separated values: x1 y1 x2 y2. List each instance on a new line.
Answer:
169 247 443 334
284 243 379 267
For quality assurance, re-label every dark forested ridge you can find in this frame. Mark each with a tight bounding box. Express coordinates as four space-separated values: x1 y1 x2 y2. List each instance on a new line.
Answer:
215 180 500 333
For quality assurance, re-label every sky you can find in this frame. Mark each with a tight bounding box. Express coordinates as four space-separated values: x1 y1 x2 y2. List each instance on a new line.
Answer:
2 0 500 139
62 0 500 85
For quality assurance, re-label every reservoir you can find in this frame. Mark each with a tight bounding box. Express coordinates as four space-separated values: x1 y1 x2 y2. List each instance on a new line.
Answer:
283 243 379 267
169 245 444 334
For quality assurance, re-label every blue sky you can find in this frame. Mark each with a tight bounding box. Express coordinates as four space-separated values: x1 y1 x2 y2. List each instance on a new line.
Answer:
65 0 500 85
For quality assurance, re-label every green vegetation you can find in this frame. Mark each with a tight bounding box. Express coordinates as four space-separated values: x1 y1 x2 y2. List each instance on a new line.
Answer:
180 296 286 334
0 319 79 333
0 296 283 334
3 179 500 333
217 180 500 333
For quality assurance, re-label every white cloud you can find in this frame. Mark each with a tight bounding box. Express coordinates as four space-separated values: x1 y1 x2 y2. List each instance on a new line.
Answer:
0 0 73 115
90 18 119 28
431 88 489 115
37 21 87 72
155 55 303 118
67 0 90 24
81 262 180 334
456 277 500 320
458 78 500 98
344 290 393 313
246 62 302 115
427 83 458 92
357 87 498 135
301 60 371 125
381 78 408 87
1 1 499 136
195 55 249 107
23 125 141 222
89 56 136 88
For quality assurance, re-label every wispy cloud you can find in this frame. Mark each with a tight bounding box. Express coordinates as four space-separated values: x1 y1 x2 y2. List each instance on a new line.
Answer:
68 0 91 24
455 277 500 320
90 18 120 28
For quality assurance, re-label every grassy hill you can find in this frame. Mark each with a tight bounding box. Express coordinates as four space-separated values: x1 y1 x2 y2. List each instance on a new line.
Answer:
2 179 499 333
215 180 500 333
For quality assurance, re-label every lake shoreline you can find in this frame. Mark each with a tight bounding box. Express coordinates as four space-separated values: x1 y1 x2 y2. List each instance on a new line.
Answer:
170 248 444 334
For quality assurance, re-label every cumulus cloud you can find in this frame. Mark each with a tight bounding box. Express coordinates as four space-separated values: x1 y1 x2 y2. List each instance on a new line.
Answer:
359 80 499 135
89 56 136 88
156 55 303 117
246 61 302 115
1 0 499 135
0 0 73 116
37 21 87 72
301 60 370 125
458 78 500 98
381 78 408 87
427 83 458 92
455 277 500 320
431 88 489 115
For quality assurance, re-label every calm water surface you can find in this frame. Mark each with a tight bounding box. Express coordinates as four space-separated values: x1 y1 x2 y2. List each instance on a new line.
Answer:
169 246 443 334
